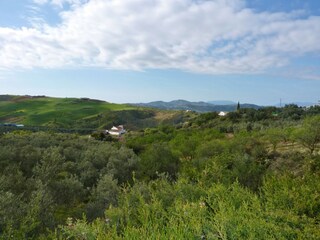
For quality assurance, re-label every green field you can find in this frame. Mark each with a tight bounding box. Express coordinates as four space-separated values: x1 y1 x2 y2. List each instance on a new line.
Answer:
0 95 192 129
0 95 135 127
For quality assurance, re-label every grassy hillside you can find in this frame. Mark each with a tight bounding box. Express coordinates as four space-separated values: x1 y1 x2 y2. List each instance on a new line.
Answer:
0 95 193 129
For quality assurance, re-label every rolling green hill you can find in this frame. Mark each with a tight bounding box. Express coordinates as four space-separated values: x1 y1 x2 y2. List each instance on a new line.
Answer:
0 95 193 130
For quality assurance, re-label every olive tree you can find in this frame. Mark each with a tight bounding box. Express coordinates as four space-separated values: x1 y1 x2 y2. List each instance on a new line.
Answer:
294 116 320 155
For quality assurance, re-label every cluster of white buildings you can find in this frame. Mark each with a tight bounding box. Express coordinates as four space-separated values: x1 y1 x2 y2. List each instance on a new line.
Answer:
106 125 126 136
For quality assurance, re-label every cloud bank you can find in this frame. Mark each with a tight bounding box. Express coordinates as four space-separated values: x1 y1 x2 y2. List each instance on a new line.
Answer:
0 0 319 74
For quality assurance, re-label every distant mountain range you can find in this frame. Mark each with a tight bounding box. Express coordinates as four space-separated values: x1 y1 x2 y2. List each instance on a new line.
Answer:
131 100 261 112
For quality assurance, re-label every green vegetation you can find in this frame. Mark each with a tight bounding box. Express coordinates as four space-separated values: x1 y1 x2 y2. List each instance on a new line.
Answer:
1 99 320 239
0 95 191 130
0 95 133 127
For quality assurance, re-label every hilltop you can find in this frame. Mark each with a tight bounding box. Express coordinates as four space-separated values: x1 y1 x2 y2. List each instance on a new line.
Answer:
0 95 193 130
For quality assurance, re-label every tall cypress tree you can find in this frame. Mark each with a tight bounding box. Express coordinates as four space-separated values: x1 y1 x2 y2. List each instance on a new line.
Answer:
237 101 240 111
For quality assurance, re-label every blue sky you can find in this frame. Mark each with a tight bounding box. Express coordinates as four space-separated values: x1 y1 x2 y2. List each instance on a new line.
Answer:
0 0 320 105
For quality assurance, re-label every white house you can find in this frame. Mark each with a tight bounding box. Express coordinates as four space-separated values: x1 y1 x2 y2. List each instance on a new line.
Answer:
106 125 126 136
218 111 228 117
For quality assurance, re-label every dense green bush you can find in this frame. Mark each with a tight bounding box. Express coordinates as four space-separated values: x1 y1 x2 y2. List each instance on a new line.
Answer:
0 132 138 238
1 109 320 239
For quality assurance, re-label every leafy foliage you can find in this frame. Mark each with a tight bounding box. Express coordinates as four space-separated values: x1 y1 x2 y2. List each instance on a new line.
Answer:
1 106 320 239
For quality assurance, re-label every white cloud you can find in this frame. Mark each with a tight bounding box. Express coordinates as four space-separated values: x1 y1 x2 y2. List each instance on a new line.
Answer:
33 0 87 8
1 0 320 75
33 0 48 5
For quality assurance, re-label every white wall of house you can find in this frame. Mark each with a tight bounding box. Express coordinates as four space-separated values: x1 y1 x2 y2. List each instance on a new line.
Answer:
219 111 227 116
106 125 126 136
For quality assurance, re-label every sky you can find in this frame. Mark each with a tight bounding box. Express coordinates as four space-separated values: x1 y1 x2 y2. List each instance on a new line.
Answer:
0 0 320 105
